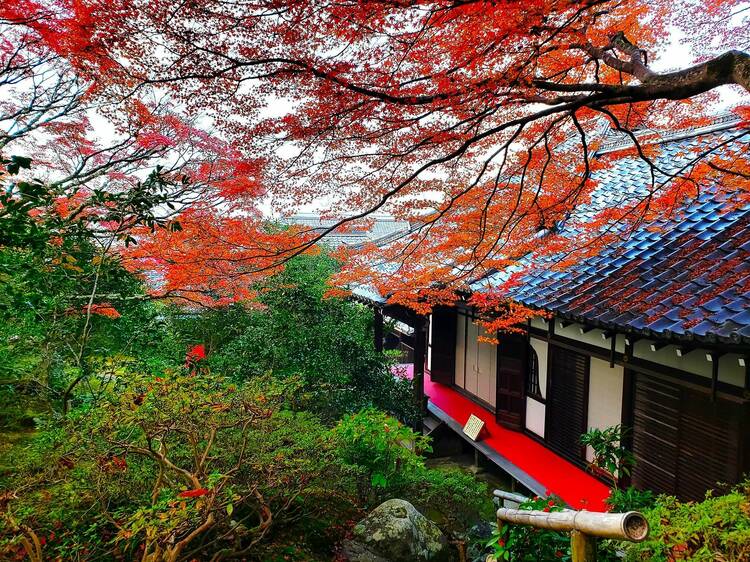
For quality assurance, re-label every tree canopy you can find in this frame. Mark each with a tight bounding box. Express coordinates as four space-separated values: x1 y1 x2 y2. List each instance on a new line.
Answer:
1 0 748 317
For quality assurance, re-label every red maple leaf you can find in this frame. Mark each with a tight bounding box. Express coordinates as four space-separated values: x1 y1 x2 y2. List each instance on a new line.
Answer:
178 488 209 499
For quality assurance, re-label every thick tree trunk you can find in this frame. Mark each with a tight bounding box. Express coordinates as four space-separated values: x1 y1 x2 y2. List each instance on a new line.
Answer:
634 50 750 101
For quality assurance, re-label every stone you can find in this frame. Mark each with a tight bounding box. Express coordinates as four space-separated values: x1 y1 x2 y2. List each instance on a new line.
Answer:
344 498 450 562
340 539 391 562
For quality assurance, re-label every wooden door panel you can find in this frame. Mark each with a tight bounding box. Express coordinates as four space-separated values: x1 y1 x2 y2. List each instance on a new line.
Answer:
429 307 457 385
632 374 747 500
545 346 588 466
496 334 527 429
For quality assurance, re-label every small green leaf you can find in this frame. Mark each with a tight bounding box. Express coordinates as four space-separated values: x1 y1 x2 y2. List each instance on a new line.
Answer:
370 472 387 487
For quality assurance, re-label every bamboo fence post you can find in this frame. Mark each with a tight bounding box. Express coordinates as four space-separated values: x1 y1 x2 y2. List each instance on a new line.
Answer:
494 501 649 562
570 530 597 562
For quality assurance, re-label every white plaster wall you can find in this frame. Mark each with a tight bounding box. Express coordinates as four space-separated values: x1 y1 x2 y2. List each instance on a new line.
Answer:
524 337 549 438
539 315 744 390
455 314 466 387
427 314 433 371
632 341 745 387
555 321 627 354
526 398 546 438
477 328 497 406
586 358 624 462
529 337 548 399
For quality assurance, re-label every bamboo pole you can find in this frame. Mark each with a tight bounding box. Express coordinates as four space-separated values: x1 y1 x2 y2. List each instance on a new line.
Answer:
495 507 649 542
493 490 532 505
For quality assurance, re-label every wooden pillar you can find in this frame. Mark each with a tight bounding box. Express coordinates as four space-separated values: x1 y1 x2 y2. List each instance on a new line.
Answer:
374 308 384 353
620 337 636 490
413 316 427 430
571 531 597 562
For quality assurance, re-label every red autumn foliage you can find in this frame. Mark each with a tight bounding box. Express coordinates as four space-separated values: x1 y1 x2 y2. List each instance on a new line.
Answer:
178 488 209 499
186 344 206 363
84 303 121 319
1 0 748 322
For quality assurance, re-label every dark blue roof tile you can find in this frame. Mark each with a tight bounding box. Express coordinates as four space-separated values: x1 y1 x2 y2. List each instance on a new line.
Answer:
490 125 750 344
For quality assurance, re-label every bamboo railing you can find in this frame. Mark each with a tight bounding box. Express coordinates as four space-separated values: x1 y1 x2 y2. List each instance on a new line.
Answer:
493 490 649 562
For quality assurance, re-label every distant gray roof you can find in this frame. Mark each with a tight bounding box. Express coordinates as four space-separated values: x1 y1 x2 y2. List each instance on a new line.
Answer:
281 214 410 248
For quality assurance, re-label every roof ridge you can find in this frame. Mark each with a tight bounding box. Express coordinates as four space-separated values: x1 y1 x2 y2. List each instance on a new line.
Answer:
595 114 742 155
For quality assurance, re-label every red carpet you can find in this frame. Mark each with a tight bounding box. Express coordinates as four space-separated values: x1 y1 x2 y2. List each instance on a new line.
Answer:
395 364 610 511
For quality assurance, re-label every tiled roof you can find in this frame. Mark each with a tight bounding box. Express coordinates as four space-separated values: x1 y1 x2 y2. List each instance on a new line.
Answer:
473 121 750 344
281 214 410 248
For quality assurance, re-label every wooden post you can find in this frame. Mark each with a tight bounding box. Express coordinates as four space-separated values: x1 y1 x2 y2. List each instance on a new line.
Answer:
374 308 384 353
571 530 597 562
413 316 427 430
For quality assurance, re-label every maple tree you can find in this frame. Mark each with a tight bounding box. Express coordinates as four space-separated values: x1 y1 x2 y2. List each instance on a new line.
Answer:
1 0 749 320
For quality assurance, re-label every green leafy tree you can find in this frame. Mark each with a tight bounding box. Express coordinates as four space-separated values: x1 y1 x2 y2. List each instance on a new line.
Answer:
0 159 188 420
206 253 418 423
333 408 493 537
0 372 362 561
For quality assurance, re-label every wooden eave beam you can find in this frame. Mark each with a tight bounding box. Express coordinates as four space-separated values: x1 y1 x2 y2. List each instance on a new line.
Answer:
609 332 617 368
623 335 641 347
707 351 724 401
675 345 697 358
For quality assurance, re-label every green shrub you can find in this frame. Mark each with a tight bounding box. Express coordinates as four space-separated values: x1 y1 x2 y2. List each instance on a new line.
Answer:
2 373 492 560
624 481 750 562
0 371 362 561
333 408 493 535
606 485 655 512
579 425 635 484
333 407 431 492
404 467 494 534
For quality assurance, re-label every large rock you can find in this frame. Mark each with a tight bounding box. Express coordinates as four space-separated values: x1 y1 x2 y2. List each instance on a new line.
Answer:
343 499 450 562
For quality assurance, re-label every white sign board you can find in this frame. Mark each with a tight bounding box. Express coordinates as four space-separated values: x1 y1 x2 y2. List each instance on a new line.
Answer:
462 414 485 441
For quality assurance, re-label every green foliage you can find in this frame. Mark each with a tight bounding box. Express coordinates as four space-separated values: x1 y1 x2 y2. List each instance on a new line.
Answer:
0 240 185 424
606 485 655 512
334 408 431 490
333 408 493 535
1 159 182 252
1 369 493 560
487 495 570 561
623 481 750 562
0 158 194 422
406 466 495 535
580 425 635 483
205 254 419 423
1 183 486 559
0 371 363 561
